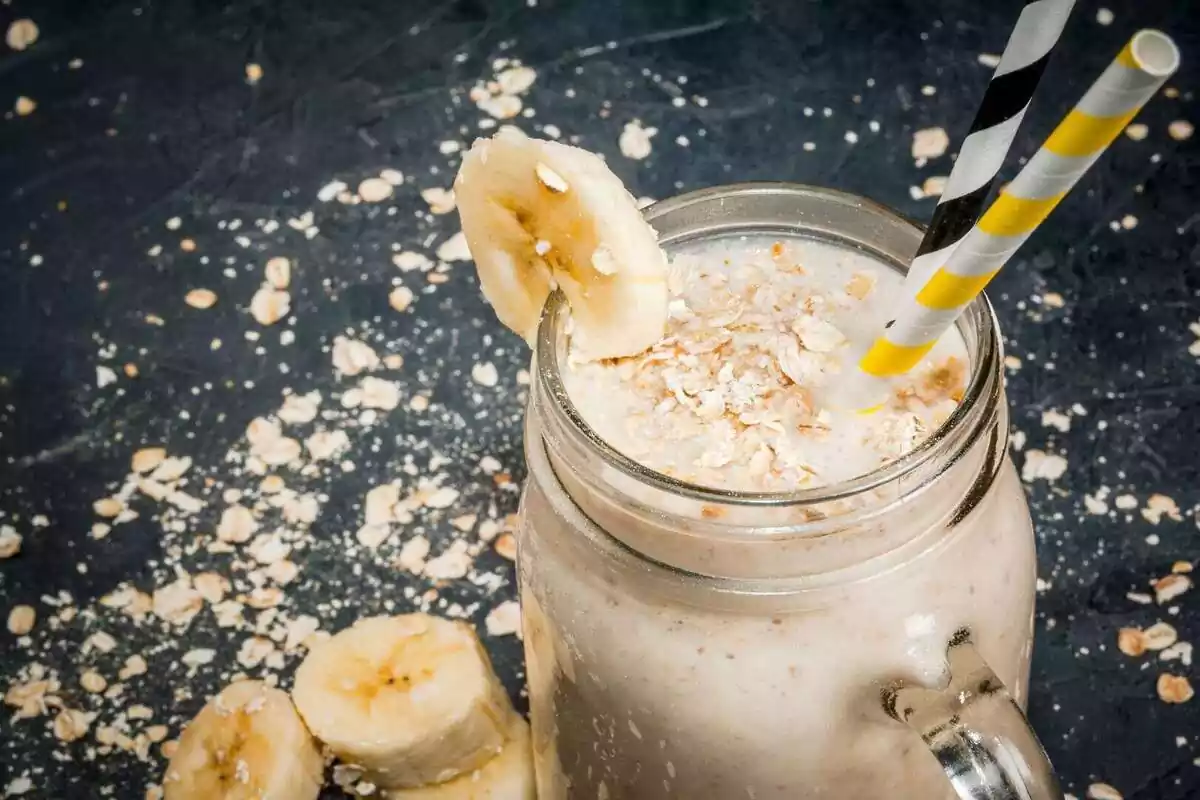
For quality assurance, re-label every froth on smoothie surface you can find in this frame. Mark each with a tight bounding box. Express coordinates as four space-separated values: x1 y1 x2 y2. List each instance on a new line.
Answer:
561 235 969 492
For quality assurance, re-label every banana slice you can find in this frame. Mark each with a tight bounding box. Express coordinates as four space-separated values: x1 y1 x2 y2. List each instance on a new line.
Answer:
385 716 535 800
291 614 513 790
163 680 323 800
455 127 669 360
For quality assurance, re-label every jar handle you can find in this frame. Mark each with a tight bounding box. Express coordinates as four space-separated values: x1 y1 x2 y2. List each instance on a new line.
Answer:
882 629 1063 800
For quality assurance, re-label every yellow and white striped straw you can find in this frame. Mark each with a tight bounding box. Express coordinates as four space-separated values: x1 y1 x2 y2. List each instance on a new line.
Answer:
861 29 1180 380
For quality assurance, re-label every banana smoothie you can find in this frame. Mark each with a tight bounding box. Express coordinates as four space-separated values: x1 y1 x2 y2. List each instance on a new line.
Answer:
455 135 1039 799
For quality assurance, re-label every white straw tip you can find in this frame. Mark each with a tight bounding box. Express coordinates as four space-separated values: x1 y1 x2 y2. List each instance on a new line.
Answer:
1131 30 1181 78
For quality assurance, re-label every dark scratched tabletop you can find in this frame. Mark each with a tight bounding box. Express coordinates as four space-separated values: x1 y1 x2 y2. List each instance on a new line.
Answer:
1 0 1198 797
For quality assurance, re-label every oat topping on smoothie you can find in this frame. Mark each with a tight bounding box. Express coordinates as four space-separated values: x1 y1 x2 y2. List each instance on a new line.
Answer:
562 235 967 492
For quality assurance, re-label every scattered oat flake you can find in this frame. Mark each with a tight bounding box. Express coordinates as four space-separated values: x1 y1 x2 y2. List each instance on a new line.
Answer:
921 176 947 198
1020 450 1067 482
185 288 217 309
1157 674 1193 704
332 336 380 377
1124 123 1148 141
424 540 472 580
317 180 348 202
421 187 456 214
245 63 263 84
305 429 350 461
131 447 167 474
1117 627 1146 657
358 177 394 203
358 376 402 411
356 524 391 549
911 127 949 160
79 670 107 694
496 65 537 95
977 53 1001 67
436 231 472 262
1142 493 1181 524
494 532 517 561
478 93 522 120
1087 784 1121 800
1041 409 1071 432
6 19 39 51
249 287 290 325
471 362 499 387
264 256 291 289
389 286 415 313
14 96 35 116
217 504 258 544
397 535 431 574
1168 120 1194 141
53 708 92 742
93 497 124 518
1154 574 1191 604
1144 622 1179 650
0 527 21 559
6 776 33 795
393 251 432 272
7 605 35 635
278 391 320 424
619 120 657 160
486 600 522 637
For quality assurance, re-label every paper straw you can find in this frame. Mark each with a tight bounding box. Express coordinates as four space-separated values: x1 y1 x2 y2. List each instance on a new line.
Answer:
905 0 1076 293
859 30 1180 381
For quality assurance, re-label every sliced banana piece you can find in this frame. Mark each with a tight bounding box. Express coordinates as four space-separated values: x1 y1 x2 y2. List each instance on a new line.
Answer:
292 614 513 789
385 716 535 800
163 680 323 800
455 127 669 360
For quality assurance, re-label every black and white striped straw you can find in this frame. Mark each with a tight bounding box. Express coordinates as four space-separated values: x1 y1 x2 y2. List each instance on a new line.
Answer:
904 0 1076 292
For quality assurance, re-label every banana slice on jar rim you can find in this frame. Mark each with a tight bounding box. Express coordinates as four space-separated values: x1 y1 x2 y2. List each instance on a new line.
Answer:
455 127 669 361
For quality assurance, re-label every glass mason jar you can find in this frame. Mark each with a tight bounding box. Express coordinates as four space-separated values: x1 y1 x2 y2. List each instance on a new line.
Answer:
517 184 1060 799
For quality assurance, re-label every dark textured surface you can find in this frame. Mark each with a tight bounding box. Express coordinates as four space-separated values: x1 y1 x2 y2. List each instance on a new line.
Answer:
1 0 1197 797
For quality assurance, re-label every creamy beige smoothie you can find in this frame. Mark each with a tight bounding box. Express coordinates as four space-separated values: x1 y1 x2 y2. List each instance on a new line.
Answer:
518 221 1037 798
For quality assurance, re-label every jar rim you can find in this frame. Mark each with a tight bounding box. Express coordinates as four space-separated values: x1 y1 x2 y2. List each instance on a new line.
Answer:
534 182 1003 508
